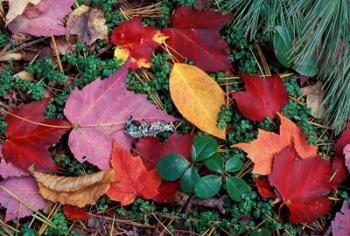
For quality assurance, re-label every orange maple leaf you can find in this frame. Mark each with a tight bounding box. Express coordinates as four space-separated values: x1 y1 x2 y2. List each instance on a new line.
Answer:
233 114 317 175
107 141 161 205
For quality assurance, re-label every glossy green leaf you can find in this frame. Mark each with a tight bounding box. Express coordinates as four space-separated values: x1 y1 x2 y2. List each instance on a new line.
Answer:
204 153 223 173
194 175 222 199
273 26 292 68
180 167 200 194
293 58 319 77
225 158 243 173
191 135 218 161
156 154 190 181
225 176 250 201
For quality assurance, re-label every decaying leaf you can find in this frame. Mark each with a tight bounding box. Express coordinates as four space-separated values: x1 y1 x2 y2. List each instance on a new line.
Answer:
169 63 226 139
107 142 161 205
29 167 115 208
301 81 324 118
233 114 317 175
64 62 175 170
8 0 75 36
269 145 333 223
66 5 108 45
6 0 41 24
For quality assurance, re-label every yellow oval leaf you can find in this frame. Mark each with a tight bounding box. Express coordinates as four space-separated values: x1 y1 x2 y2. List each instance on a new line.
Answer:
169 63 226 139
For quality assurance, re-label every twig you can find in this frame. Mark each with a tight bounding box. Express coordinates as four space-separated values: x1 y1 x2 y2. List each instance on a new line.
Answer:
51 36 64 72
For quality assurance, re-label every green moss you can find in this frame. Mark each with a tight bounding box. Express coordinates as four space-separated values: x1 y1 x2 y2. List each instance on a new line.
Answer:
44 212 68 236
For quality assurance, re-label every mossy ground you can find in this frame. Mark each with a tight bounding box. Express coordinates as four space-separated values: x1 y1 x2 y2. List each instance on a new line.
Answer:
0 1 348 235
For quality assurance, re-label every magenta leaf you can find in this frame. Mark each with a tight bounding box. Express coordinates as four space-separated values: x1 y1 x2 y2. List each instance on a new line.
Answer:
0 177 46 221
8 0 74 36
64 63 175 170
332 200 350 236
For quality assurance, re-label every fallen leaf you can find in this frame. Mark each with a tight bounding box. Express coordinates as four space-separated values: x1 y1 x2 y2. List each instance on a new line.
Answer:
6 0 41 24
331 155 349 186
29 167 115 208
0 158 29 179
162 6 232 72
233 114 317 175
231 74 288 122
63 205 90 221
253 176 276 199
111 17 164 69
194 0 214 10
331 200 350 236
135 133 193 202
269 145 333 224
335 123 350 155
135 133 193 170
301 81 324 118
107 141 161 205
344 144 350 172
64 63 175 170
8 0 75 36
2 99 71 171
169 63 225 139
67 5 108 45
0 177 46 221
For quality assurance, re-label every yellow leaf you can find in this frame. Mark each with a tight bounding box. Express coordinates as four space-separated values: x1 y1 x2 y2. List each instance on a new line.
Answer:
29 167 115 208
6 0 41 24
169 63 226 139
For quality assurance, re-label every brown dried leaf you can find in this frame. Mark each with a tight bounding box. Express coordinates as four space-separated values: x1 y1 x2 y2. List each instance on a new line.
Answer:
66 5 108 45
301 81 324 118
6 0 41 24
29 167 115 207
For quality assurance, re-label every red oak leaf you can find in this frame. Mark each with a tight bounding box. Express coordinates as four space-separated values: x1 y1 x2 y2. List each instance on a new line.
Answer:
3 100 71 171
231 74 288 122
269 145 333 224
8 0 75 36
107 141 161 205
111 17 164 69
253 176 276 199
63 205 89 221
331 200 350 236
162 6 232 72
64 63 175 170
135 133 193 202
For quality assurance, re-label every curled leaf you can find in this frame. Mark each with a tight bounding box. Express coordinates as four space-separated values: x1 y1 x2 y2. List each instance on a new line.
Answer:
30 167 115 208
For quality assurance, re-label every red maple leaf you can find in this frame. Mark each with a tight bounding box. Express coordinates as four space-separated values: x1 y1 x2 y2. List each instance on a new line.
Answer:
111 17 163 69
231 74 288 122
63 205 89 221
135 133 192 202
2 100 71 171
162 6 232 72
268 145 333 224
253 176 276 199
64 63 175 170
107 141 161 205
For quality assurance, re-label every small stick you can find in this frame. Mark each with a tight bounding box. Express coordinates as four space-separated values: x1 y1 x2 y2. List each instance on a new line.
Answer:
51 36 64 72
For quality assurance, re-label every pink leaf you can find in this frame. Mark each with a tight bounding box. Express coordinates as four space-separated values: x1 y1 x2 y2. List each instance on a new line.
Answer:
64 63 175 170
8 0 74 36
331 200 350 236
344 144 350 172
0 177 46 221
0 145 29 179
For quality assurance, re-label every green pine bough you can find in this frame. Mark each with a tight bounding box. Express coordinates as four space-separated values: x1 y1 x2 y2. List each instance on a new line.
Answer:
216 0 350 133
